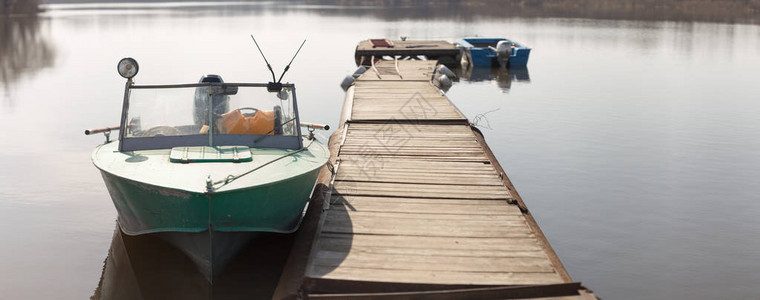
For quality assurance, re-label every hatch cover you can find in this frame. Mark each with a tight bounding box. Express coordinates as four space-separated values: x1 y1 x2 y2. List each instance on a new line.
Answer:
169 146 252 163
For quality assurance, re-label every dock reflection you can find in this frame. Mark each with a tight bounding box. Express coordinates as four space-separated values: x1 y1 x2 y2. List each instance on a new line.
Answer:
457 66 531 92
92 225 295 300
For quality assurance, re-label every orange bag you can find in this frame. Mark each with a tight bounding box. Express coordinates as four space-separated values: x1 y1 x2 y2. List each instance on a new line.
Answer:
221 109 275 135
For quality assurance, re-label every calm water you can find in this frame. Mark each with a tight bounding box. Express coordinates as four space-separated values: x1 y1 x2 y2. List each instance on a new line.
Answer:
1 2 760 299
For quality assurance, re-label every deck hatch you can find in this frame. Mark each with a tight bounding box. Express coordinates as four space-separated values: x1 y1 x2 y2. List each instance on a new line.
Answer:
169 146 252 163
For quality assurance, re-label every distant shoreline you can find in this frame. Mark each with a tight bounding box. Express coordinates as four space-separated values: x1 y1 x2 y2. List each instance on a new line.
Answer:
1 0 43 15
299 0 760 24
8 0 760 24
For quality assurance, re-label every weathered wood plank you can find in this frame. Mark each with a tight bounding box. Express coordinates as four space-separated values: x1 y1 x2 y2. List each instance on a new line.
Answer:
323 217 530 238
329 196 519 214
312 250 555 273
329 195 511 206
340 146 483 151
337 167 497 177
339 149 486 155
305 282 584 300
346 129 474 135
309 266 565 285
339 149 487 157
352 98 448 103
332 181 511 199
347 123 472 129
317 246 549 260
350 110 462 116
341 143 482 150
335 167 499 175
351 114 465 121
337 159 495 170
345 134 475 140
335 172 504 186
337 164 497 174
346 128 473 134
318 233 544 251
324 212 526 227
337 154 490 162
325 209 524 221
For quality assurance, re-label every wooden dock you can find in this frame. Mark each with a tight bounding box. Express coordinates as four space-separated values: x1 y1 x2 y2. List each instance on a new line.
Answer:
274 60 595 299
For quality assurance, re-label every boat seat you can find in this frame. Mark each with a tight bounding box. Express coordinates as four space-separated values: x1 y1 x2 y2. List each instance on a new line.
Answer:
273 105 283 135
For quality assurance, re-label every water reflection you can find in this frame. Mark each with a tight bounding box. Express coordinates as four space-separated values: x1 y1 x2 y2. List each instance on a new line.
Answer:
92 226 294 300
457 66 531 92
0 15 55 103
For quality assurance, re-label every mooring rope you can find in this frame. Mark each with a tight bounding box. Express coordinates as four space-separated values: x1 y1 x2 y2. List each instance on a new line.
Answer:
211 139 316 190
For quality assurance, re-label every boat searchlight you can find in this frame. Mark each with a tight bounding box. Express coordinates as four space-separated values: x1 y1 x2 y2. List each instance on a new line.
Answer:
117 57 139 79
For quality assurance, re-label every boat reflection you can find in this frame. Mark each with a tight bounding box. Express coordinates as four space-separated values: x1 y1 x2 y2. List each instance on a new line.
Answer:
92 225 295 300
457 65 530 92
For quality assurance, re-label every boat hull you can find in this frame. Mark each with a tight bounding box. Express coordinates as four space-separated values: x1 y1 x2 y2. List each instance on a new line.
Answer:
99 168 320 235
98 164 321 281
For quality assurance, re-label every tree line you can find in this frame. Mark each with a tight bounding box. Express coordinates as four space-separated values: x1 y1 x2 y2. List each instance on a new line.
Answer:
4 0 760 24
1 0 42 15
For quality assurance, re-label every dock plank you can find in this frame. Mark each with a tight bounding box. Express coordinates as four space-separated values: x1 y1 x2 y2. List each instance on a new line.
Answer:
309 266 565 286
319 233 543 249
318 233 545 252
318 245 548 259
324 209 524 222
332 181 512 200
329 195 512 206
313 251 554 273
335 172 504 186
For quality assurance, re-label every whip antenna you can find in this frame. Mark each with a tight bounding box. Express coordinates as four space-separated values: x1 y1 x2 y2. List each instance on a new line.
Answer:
277 39 306 83
250 35 277 82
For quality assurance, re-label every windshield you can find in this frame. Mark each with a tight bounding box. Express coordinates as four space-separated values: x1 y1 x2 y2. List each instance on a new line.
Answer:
118 82 302 151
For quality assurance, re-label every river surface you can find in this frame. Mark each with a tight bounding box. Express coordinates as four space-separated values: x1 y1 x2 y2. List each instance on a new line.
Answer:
1 2 759 299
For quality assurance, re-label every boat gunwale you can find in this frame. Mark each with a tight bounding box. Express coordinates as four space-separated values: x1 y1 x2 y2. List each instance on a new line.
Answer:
92 138 329 194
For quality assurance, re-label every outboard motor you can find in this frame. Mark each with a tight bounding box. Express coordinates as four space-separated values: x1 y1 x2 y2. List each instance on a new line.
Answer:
194 75 230 127
496 41 512 68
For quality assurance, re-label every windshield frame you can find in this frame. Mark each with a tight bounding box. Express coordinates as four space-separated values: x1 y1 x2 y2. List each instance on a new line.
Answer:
117 82 303 152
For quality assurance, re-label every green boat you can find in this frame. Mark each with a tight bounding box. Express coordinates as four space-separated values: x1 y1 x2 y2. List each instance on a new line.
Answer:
88 58 330 281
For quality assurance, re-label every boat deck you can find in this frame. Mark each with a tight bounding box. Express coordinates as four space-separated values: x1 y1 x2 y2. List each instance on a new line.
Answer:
274 60 595 299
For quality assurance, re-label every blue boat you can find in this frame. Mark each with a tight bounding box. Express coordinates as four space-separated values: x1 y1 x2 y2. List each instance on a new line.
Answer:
458 37 531 68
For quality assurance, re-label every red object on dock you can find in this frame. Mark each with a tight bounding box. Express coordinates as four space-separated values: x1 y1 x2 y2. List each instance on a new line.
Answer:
369 39 394 48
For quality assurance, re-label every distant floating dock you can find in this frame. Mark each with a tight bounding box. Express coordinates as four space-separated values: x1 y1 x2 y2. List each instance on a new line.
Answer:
354 39 461 66
274 56 596 299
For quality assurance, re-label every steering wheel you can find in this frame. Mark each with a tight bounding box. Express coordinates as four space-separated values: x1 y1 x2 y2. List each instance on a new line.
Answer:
238 107 259 117
141 126 181 137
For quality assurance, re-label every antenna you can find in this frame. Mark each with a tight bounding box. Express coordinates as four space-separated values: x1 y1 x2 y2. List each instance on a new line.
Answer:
277 39 306 83
250 35 277 82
